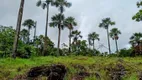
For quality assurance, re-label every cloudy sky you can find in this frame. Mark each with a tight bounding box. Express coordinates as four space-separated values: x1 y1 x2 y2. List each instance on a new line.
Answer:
0 0 141 53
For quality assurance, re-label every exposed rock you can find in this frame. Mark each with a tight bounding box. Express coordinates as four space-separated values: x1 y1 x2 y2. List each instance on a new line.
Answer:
72 71 90 80
105 63 127 80
138 72 142 80
14 64 66 80
95 72 101 80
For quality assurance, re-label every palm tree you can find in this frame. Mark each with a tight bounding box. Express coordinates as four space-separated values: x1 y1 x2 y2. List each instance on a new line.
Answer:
22 19 35 43
37 0 53 55
88 32 100 50
71 30 82 53
71 30 82 45
20 29 29 43
64 17 77 53
99 18 115 54
110 28 121 53
52 0 71 14
129 33 142 53
88 34 92 48
49 13 65 56
12 0 25 59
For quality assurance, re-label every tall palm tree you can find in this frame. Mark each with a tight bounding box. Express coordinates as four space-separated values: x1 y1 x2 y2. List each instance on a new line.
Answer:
49 13 65 56
12 0 25 59
110 28 121 53
53 0 71 14
64 17 77 53
20 29 29 43
88 32 100 50
37 0 53 55
22 19 35 43
99 18 115 54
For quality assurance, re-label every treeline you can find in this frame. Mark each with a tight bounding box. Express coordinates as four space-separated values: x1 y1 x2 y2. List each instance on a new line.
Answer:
0 0 142 58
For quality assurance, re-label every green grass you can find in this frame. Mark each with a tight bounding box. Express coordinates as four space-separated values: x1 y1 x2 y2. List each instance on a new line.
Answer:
0 56 142 79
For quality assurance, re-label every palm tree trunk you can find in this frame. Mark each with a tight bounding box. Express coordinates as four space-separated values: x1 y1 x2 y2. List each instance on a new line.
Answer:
93 40 95 50
138 42 140 54
107 28 111 54
57 26 61 56
115 39 119 53
28 28 30 44
43 4 49 56
69 29 71 53
34 21 37 42
12 0 25 59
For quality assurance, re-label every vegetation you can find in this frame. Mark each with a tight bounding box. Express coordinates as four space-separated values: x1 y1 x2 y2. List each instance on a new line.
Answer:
0 56 142 79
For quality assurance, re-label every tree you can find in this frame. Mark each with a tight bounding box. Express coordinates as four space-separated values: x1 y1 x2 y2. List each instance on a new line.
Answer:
88 32 100 50
37 0 53 55
110 28 121 53
129 33 142 54
132 1 142 22
22 19 35 43
49 13 65 56
88 34 92 49
99 18 115 54
12 0 25 59
71 30 82 53
52 0 71 54
64 17 77 53
52 0 71 14
20 29 29 43
129 33 142 47
0 26 15 57
71 30 82 44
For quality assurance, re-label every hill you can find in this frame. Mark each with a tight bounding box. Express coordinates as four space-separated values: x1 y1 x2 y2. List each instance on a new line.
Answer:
0 56 142 80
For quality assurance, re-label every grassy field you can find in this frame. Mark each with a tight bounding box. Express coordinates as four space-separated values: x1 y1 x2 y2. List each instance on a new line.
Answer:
0 56 142 80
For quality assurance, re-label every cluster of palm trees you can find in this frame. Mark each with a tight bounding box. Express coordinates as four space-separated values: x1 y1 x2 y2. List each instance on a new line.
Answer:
12 0 78 58
87 18 121 54
12 0 142 58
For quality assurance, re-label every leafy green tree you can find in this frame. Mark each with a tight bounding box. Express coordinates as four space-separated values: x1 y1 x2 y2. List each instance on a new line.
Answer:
12 0 25 58
132 1 142 22
34 35 54 56
88 32 100 50
22 19 35 43
64 17 77 53
49 13 65 56
0 26 15 57
99 18 115 54
37 0 53 55
20 29 29 43
110 28 121 53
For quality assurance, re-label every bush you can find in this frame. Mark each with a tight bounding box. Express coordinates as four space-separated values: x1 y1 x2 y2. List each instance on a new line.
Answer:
118 48 133 57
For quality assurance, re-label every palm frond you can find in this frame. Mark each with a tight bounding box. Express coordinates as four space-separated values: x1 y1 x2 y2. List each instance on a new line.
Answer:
36 0 42 6
42 3 47 9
